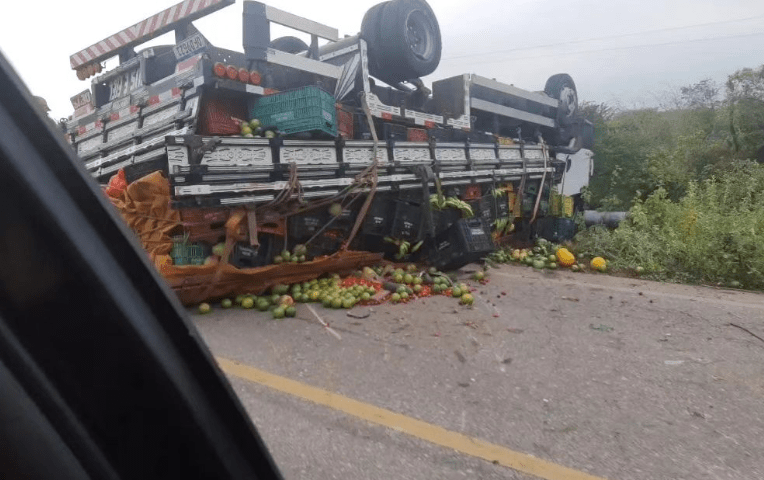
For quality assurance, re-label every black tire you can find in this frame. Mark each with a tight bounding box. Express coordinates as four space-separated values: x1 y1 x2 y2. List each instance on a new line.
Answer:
269 36 309 54
544 74 578 126
361 2 389 74
543 125 582 154
364 0 441 85
267 37 311 89
361 3 388 46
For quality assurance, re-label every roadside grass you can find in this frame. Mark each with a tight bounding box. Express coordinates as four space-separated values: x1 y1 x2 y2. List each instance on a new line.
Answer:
573 161 764 290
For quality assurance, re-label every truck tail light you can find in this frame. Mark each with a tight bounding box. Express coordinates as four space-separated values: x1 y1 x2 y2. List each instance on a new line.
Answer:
249 71 261 85
226 65 238 80
238 67 249 83
213 62 226 77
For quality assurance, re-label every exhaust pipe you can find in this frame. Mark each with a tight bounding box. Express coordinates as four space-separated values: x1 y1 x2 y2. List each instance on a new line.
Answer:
583 210 628 228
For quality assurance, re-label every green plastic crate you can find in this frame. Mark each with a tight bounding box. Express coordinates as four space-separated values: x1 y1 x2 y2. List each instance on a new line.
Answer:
171 236 206 266
250 86 337 137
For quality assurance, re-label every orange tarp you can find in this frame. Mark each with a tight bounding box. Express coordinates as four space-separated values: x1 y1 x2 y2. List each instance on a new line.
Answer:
110 171 382 305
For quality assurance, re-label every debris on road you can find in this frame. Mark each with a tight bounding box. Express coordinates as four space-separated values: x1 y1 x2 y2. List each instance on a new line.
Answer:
589 324 614 332
306 304 342 341
347 309 372 319
728 323 764 345
664 360 685 366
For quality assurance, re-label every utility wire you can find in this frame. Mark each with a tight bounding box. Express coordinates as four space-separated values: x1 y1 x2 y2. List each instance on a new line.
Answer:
442 13 764 61
443 30 764 67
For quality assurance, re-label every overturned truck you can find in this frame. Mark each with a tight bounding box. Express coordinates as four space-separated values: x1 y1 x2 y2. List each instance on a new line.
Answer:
65 0 593 279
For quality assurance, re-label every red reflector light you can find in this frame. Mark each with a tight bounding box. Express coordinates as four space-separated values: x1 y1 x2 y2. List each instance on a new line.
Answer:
238 67 249 82
226 65 238 80
249 71 262 85
213 62 226 77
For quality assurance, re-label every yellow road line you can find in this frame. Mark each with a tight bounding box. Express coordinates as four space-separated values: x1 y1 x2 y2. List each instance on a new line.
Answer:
217 357 609 480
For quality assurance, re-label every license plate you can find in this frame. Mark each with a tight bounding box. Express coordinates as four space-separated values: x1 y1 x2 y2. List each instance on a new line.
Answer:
173 33 206 60
108 68 142 102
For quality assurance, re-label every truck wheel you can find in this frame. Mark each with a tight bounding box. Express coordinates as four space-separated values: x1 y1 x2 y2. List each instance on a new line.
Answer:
269 36 309 54
361 2 388 72
544 74 578 126
363 0 441 85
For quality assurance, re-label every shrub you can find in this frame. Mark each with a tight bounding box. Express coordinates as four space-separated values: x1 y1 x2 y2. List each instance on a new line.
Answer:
574 161 764 289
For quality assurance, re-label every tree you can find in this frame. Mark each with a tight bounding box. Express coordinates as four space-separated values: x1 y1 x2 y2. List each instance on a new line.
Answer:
726 66 764 100
725 65 764 160
679 79 721 110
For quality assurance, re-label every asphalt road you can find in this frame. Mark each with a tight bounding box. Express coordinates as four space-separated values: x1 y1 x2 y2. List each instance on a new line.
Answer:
191 264 764 480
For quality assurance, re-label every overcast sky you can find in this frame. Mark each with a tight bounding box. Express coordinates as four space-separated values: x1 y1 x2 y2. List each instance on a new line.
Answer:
2 0 764 120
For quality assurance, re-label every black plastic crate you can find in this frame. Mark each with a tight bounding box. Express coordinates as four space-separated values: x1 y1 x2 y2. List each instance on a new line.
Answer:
537 217 577 243
469 196 494 224
306 234 343 258
333 203 360 227
360 195 395 236
356 234 396 257
469 131 497 145
289 211 331 241
492 195 510 219
391 200 423 241
430 218 495 270
431 208 461 234
397 186 430 205
230 242 271 269
428 127 451 142
382 122 407 140
443 185 464 198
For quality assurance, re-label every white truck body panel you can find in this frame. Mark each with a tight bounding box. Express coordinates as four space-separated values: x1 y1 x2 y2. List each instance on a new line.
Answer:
557 148 593 196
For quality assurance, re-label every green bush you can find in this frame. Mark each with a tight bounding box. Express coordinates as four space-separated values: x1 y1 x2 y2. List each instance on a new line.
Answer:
574 161 764 289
